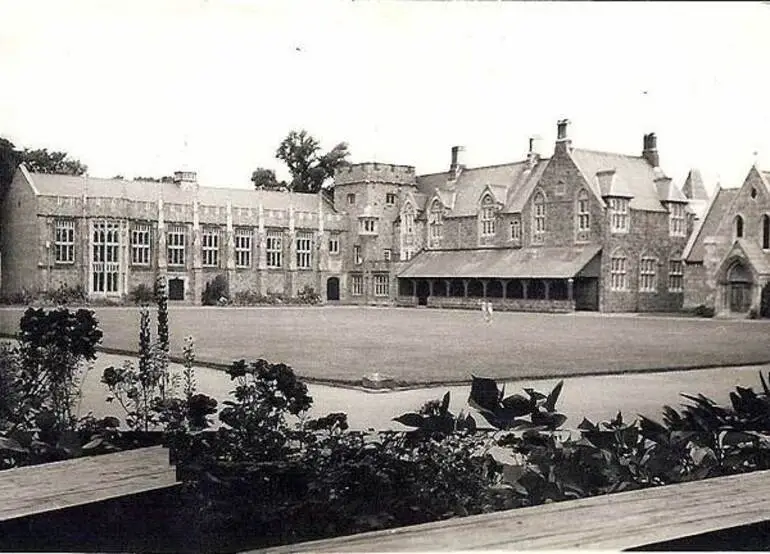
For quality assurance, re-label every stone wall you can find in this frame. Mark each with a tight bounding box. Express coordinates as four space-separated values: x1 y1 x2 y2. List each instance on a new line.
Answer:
396 295 575 313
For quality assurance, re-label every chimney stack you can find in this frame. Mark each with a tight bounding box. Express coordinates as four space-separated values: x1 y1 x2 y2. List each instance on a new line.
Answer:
554 119 572 155
527 136 541 169
642 133 659 168
450 145 465 180
173 170 198 191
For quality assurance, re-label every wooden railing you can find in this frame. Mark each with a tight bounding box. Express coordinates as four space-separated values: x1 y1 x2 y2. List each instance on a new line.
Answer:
0 445 177 523
252 468 770 552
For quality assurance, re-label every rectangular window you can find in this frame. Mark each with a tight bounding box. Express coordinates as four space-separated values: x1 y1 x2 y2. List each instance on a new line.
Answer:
386 193 396 205
235 228 252 268
347 193 356 205
167 225 186 267
92 220 120 294
383 249 392 261
55 220 75 263
402 249 414 261
328 236 340 255
577 197 590 232
669 203 686 237
296 232 312 269
610 255 627 291
202 228 220 267
354 245 362 265
510 220 521 241
351 274 363 296
374 274 389 297
639 257 657 292
360 218 377 233
131 224 151 266
266 230 282 268
669 260 684 292
610 198 629 233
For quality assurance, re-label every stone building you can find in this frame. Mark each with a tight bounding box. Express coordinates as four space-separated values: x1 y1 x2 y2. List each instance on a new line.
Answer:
343 120 704 312
0 119 707 312
683 165 770 316
0 165 348 303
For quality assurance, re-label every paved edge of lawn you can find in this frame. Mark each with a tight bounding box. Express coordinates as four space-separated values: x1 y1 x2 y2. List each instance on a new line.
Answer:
84 343 770 394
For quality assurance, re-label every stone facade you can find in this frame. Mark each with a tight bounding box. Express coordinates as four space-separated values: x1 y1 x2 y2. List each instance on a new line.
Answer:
683 166 770 316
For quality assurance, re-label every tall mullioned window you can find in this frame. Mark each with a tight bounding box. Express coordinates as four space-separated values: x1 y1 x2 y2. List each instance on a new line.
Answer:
235 228 252 268
577 190 590 232
266 230 282 268
131 224 151 266
296 232 312 269
92 220 120 294
668 260 684 292
403 203 415 234
354 245 362 265
639 256 657 292
167 225 186 267
510 219 521 241
374 274 389 297
610 198 629 233
480 195 496 237
351 274 363 296
610 253 627 291
533 192 546 243
669 203 686 237
55 220 75 263
202 228 219 267
428 200 443 248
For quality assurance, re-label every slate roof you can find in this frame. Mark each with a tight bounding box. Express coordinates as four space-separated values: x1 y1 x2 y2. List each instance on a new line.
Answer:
24 171 327 212
735 239 770 276
398 244 601 279
570 149 670 212
682 169 709 201
683 186 740 263
415 160 550 217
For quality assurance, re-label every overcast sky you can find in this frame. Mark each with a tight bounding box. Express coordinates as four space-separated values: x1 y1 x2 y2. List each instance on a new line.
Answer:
1 1 769 194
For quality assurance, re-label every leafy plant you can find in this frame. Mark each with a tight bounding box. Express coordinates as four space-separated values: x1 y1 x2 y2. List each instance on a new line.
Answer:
202 274 229 306
129 283 155 305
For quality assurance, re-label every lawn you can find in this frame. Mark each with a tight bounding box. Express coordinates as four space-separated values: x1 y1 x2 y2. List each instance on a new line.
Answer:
0 306 768 385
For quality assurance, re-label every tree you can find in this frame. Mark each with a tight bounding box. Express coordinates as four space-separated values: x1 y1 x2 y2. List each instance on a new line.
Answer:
250 167 286 191
252 130 350 193
134 176 175 183
0 138 21 195
21 148 87 176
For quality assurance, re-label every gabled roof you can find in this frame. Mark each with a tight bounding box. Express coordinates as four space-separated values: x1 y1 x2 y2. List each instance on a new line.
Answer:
398 244 601 279
682 169 709 201
683 186 740 262
595 169 634 198
655 177 689 203
731 239 770 276
23 171 327 212
480 184 509 205
504 160 550 213
570 149 669 212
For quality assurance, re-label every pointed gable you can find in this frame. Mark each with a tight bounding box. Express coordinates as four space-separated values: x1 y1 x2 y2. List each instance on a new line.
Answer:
683 186 740 262
655 177 688 203
682 169 709 201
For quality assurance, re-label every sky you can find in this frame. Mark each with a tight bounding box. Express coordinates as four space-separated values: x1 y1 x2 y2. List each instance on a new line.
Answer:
1 1 770 194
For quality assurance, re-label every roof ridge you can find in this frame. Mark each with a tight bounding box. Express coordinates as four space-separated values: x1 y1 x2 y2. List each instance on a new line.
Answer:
573 147 644 160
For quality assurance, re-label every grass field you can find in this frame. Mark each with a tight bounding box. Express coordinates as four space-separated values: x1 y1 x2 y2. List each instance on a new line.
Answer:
0 306 768 385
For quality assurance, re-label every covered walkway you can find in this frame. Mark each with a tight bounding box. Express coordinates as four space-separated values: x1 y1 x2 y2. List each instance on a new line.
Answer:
397 245 601 312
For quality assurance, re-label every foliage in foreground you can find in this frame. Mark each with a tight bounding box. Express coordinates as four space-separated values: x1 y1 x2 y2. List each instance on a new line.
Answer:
168 360 770 551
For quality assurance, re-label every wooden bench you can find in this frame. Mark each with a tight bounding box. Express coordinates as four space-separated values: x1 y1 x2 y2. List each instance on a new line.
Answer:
253 468 770 552
0 445 177 522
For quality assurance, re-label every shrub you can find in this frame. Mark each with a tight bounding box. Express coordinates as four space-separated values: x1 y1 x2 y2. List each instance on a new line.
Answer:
748 308 759 319
202 274 229 306
692 304 715 318
129 283 156 305
42 283 87 306
296 286 321 305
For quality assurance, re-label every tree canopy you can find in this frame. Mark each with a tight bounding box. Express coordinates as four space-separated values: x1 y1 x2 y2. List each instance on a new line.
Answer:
0 138 88 191
252 130 349 193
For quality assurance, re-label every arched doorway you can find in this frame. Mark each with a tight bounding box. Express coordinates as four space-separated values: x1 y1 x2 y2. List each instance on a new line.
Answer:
326 277 340 301
728 262 752 313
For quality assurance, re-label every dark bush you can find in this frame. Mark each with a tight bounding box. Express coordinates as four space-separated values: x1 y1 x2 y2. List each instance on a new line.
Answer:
129 283 155 305
692 304 715 318
202 274 229 306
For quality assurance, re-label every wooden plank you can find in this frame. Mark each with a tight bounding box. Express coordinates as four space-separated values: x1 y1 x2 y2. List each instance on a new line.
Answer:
0 446 177 522
251 469 770 552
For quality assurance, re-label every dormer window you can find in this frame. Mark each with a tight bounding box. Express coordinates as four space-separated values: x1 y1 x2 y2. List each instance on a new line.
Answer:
609 197 629 233
668 203 686 237
428 200 443 248
480 194 496 237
